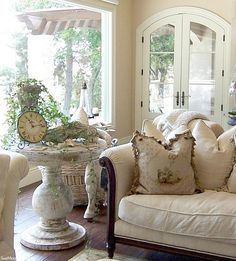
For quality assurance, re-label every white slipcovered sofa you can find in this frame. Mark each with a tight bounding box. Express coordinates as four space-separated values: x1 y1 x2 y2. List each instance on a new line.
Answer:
99 111 236 260
0 150 29 259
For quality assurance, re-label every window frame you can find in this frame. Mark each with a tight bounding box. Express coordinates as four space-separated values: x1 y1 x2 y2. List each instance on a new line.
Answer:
67 0 116 126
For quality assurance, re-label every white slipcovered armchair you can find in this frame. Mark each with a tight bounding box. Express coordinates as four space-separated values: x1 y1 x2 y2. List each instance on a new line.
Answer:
0 150 29 259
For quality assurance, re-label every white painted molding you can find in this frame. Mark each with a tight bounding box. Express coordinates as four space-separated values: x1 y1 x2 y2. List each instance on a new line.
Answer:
101 0 119 5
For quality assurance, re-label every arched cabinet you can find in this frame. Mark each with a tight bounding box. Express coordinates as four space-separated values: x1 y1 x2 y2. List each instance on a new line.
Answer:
136 7 231 128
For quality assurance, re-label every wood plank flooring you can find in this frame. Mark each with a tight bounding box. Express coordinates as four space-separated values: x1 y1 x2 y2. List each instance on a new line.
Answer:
14 182 201 261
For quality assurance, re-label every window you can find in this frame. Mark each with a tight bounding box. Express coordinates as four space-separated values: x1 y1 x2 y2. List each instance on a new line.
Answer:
0 0 113 145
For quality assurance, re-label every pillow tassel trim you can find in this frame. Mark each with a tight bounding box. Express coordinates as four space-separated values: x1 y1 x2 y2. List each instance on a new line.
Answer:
129 130 163 195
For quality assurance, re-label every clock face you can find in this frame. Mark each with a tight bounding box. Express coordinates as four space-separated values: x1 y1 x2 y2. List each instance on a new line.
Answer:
17 111 47 143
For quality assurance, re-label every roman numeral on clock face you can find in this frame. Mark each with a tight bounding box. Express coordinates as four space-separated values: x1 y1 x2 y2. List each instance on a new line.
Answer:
17 111 47 143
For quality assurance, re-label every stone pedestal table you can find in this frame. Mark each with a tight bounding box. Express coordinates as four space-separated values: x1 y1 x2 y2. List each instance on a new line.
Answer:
19 141 107 250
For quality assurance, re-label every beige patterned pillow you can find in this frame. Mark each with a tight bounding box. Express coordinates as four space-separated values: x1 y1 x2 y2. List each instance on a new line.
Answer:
192 121 236 190
130 130 196 195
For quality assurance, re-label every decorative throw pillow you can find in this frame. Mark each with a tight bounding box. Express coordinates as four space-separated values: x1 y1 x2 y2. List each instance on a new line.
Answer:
142 119 164 141
188 119 224 138
130 130 196 195
192 120 236 190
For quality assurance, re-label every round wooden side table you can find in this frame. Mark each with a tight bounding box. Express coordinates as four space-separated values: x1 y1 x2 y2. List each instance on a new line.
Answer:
19 141 107 250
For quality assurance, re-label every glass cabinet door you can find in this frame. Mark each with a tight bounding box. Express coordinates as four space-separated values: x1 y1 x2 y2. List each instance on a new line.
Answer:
181 14 224 122
188 22 216 115
142 13 225 123
142 15 182 120
149 24 175 114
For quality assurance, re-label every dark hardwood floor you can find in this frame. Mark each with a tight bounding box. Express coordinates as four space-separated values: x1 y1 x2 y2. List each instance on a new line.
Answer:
14 182 202 261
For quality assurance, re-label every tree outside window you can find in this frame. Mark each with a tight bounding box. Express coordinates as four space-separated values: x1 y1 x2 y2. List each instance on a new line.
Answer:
0 0 103 145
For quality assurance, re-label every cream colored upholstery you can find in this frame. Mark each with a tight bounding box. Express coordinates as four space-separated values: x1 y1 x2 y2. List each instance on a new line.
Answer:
119 191 236 241
0 150 29 259
192 121 236 190
100 115 236 259
152 110 224 138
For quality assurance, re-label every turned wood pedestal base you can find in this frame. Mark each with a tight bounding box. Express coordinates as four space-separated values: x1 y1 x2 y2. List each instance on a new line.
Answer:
19 143 108 249
21 219 86 250
18 147 90 250
20 164 87 250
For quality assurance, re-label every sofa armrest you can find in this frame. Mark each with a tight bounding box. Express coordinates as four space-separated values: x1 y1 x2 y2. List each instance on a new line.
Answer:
99 143 135 220
0 151 29 255
99 143 135 255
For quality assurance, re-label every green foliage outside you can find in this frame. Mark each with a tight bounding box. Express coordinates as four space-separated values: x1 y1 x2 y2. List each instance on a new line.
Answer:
149 29 174 111
15 0 68 11
14 0 102 116
150 32 174 81
54 27 101 115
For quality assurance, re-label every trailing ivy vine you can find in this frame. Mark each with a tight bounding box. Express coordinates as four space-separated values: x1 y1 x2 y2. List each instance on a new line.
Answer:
2 78 69 149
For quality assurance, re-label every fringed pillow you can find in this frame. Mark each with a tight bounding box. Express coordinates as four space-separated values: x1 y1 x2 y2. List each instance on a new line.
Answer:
130 130 196 195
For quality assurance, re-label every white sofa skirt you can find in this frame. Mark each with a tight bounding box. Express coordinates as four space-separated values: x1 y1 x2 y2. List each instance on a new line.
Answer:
115 220 236 259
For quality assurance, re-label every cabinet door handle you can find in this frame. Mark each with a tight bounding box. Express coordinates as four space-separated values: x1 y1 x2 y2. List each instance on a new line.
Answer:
182 91 185 106
175 91 179 106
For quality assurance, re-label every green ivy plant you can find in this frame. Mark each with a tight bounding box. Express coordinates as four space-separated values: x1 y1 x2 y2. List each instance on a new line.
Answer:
2 78 69 149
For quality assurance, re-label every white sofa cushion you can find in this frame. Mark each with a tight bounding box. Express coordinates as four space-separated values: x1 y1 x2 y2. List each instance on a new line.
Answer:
142 119 165 141
0 154 10 216
153 110 224 139
130 130 196 194
118 190 236 241
165 124 188 141
0 153 11 242
192 120 236 190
